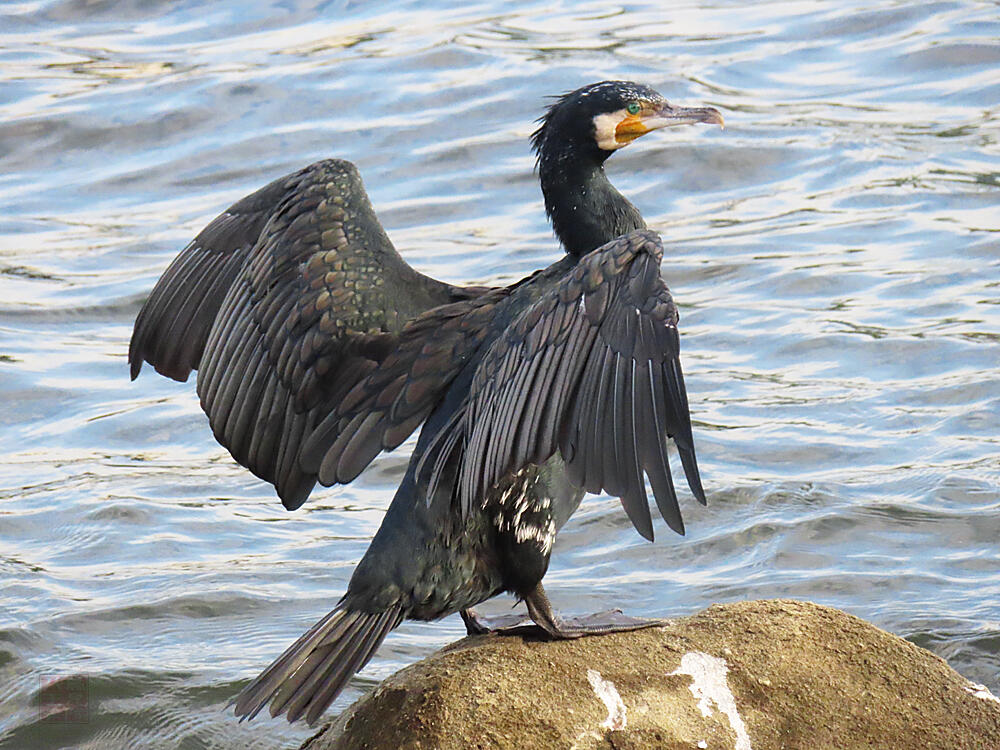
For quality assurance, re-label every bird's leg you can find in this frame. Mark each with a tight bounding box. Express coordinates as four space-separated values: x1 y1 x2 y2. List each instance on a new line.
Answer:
460 608 492 635
523 582 669 639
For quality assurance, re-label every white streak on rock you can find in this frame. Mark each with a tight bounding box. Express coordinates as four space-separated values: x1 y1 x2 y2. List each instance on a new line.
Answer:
966 682 1000 704
586 669 627 730
670 651 753 750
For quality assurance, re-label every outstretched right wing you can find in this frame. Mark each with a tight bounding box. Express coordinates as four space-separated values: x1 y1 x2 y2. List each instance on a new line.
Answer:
442 230 705 540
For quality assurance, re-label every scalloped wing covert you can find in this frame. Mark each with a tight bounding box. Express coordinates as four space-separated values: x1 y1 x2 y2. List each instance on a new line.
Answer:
129 159 483 508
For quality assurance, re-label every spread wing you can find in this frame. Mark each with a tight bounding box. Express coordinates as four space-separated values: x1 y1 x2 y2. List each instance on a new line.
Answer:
443 230 705 540
129 159 484 509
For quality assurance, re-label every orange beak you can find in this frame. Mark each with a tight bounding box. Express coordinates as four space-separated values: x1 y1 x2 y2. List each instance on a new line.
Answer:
615 103 724 145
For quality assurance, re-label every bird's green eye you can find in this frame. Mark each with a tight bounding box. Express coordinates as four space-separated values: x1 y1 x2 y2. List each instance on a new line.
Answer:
626 102 641 115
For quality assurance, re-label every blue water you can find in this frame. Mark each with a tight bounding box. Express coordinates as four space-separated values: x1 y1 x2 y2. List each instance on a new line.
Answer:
1 1 998 748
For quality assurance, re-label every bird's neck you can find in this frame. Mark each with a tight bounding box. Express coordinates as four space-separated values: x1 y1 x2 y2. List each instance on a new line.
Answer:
539 152 646 258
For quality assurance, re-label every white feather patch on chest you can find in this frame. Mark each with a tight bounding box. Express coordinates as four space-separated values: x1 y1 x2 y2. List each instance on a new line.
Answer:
491 469 557 554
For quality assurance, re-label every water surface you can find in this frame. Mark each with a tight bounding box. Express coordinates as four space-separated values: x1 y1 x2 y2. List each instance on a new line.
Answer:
1 1 998 748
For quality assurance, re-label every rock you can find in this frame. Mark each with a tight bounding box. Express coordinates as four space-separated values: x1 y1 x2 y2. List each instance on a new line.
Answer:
301 599 1000 750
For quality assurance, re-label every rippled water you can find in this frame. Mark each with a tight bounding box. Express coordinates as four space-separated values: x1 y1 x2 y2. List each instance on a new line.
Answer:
2 1 998 748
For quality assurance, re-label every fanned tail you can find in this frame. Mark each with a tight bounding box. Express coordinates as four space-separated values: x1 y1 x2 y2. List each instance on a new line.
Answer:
233 603 405 725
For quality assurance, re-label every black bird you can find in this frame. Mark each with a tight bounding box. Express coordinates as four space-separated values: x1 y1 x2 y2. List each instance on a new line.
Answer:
129 80 722 725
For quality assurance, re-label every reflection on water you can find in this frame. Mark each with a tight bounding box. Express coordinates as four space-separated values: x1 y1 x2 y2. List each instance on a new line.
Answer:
1 1 998 748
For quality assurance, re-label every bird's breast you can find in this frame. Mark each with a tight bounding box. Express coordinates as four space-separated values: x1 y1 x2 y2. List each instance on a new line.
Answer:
485 456 584 596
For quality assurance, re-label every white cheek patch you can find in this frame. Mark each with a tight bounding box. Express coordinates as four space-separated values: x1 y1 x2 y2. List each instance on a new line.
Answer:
593 109 628 151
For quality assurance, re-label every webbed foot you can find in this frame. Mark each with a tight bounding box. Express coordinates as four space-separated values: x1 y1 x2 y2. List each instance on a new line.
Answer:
524 584 668 639
461 584 668 640
460 608 535 636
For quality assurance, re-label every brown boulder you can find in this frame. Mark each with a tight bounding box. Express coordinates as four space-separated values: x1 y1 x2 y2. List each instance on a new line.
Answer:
302 599 1000 750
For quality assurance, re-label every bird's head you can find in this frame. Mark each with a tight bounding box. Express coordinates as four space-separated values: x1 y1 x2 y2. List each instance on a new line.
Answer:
531 80 723 164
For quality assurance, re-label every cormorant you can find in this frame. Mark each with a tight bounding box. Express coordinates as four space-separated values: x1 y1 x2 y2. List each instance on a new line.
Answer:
129 81 723 725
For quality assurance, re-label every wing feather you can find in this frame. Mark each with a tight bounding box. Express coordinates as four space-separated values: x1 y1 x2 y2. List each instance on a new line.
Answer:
130 159 485 508
454 230 704 539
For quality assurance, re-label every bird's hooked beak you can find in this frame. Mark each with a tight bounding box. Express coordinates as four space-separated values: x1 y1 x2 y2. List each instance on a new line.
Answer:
615 102 724 145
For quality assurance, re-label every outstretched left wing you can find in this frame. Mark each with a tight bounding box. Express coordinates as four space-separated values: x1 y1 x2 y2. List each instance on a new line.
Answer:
445 229 705 540
129 159 485 509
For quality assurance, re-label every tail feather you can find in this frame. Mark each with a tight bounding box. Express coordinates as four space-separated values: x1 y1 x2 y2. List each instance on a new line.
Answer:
276 610 382 722
233 608 360 721
233 604 404 725
298 608 400 725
